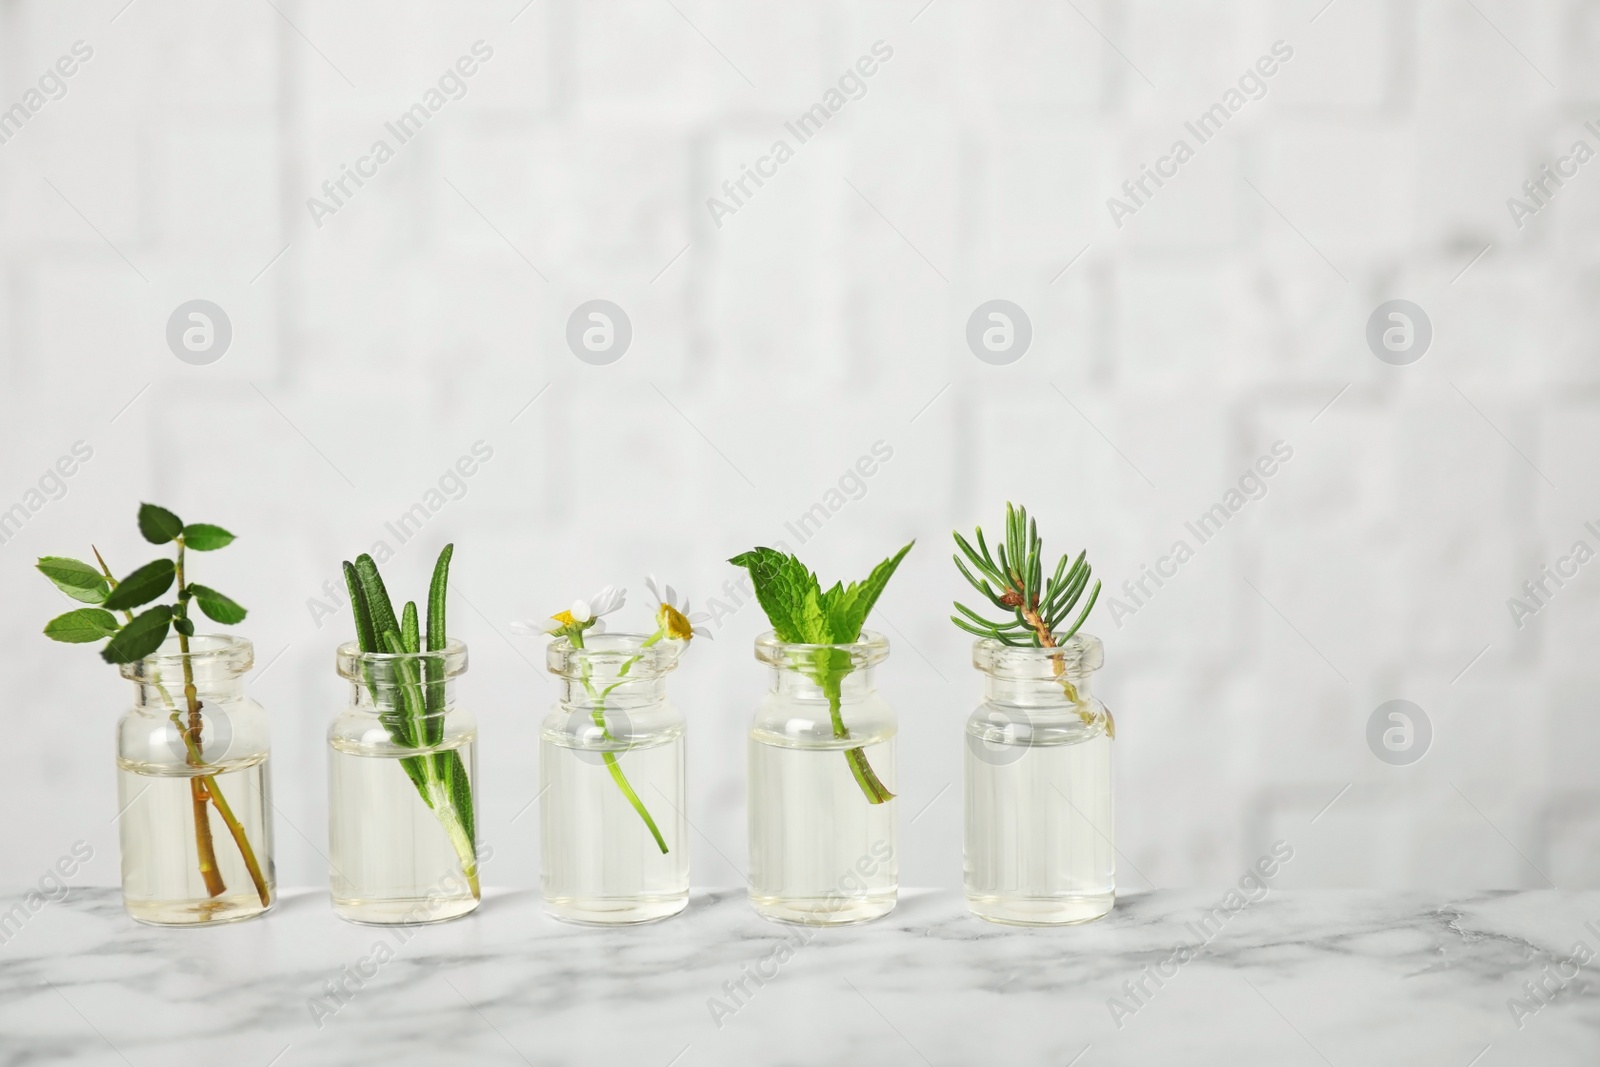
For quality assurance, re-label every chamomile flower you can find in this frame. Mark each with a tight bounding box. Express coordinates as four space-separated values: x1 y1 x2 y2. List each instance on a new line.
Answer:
510 585 627 639
645 575 711 642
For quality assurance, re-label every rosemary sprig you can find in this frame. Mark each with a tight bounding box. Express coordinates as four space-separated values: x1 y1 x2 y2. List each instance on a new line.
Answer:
343 545 479 897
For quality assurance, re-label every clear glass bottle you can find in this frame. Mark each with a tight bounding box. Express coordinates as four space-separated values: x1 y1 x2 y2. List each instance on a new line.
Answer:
748 631 897 925
964 634 1114 925
541 633 688 924
329 640 480 925
115 635 275 926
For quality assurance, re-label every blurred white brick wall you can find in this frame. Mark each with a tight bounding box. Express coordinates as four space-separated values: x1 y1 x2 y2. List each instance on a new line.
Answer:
0 0 1592 891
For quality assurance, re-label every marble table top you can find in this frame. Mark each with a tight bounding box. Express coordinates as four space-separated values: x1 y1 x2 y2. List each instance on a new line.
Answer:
1 887 1597 1066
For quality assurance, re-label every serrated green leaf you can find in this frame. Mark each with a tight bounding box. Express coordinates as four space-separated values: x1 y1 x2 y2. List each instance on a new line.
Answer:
822 540 914 643
188 583 247 625
37 557 110 604
733 543 913 645
101 605 172 663
181 523 234 551
729 547 822 643
137 503 184 544
43 608 119 643
797 583 830 643
102 558 175 612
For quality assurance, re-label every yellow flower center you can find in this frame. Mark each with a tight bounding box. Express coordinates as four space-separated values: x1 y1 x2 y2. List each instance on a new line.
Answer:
551 609 579 627
658 603 694 641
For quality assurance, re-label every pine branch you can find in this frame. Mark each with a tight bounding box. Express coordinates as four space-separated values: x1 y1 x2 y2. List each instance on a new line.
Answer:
948 503 1101 647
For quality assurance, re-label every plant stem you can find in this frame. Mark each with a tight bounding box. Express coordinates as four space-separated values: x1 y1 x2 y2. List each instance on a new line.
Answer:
177 540 272 905
574 632 668 853
822 673 894 805
196 776 272 906
1019 594 1115 736
98 543 271 905
173 539 226 898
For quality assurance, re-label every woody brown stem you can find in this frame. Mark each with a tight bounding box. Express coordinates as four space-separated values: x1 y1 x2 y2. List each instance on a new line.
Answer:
174 540 227 898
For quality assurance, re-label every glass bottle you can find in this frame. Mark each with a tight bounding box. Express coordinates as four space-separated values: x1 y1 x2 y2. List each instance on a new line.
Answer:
329 639 480 924
115 635 275 925
964 634 1114 925
541 633 688 924
748 631 897 925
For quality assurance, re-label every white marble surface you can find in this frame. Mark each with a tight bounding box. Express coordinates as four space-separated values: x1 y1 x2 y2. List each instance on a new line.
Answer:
2 888 1597 1066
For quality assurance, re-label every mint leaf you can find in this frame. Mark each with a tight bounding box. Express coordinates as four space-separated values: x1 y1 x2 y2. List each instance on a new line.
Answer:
182 523 235 551
797 582 829 643
730 542 913 644
729 547 822 643
102 605 172 663
188 583 247 625
37 557 110 604
44 608 119 643
102 559 176 612
138 503 184 544
823 540 914 642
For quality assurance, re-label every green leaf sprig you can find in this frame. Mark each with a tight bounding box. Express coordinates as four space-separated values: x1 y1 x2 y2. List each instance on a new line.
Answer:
950 503 1113 737
728 541 913 805
342 545 479 898
36 503 269 906
951 502 1099 649
39 503 246 663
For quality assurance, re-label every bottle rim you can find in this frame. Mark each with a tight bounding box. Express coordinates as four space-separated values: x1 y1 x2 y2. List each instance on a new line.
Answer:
119 634 253 680
336 638 468 680
546 631 683 678
971 633 1102 676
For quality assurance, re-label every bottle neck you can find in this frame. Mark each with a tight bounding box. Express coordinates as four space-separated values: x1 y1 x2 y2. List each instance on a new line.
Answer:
770 663 878 702
983 670 1093 707
132 673 245 711
559 671 668 709
348 677 460 713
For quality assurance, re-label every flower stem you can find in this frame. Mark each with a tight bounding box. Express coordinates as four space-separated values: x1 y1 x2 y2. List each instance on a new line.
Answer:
602 751 666 853
573 632 668 853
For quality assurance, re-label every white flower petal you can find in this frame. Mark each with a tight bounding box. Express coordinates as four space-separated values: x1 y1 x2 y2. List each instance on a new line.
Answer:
509 620 542 637
644 575 662 602
590 585 626 616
